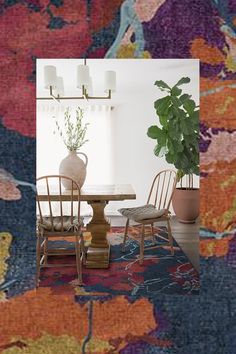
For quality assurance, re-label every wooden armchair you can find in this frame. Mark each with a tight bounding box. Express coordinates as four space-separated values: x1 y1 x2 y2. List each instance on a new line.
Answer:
36 175 84 286
118 170 177 264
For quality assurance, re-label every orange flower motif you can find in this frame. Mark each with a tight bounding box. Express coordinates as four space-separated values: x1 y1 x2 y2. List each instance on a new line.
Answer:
200 238 231 258
200 158 236 232
92 296 156 340
190 38 225 65
0 288 88 346
200 78 236 130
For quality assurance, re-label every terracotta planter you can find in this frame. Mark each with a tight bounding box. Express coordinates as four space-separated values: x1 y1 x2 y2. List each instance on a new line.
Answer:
172 188 199 223
59 151 88 189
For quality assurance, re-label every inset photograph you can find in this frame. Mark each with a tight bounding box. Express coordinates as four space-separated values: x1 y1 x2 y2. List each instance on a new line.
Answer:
36 58 200 297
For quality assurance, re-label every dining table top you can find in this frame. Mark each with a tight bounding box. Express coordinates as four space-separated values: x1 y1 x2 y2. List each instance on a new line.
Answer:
37 184 136 202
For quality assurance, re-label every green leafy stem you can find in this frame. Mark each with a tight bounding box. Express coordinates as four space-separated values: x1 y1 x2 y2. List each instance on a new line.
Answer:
54 106 89 152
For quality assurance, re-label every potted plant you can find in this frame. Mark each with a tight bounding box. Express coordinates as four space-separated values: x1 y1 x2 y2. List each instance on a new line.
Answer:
54 106 89 189
147 77 199 223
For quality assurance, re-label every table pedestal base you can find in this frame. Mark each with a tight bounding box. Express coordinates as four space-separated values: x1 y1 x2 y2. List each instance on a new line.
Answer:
86 245 110 268
85 200 110 268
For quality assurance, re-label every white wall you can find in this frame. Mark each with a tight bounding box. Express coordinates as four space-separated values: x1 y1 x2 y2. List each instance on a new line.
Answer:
37 59 199 215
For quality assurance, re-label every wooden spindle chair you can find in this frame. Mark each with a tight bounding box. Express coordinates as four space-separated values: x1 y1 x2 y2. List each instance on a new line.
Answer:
118 170 177 264
36 175 84 287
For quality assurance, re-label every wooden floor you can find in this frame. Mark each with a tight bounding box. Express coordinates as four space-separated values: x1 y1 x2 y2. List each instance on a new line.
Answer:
84 215 199 272
169 216 199 271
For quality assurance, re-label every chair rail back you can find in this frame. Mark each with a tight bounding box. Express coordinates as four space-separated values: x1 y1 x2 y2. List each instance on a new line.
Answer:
36 175 81 232
147 170 177 210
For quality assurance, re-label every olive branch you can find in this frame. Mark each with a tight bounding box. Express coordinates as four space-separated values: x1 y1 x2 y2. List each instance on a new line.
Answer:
53 107 89 152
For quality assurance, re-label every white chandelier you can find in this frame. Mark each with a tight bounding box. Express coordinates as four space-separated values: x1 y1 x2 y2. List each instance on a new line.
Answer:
37 59 116 102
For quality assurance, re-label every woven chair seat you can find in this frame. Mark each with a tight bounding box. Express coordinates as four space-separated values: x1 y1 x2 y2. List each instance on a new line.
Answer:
37 215 84 232
118 204 168 222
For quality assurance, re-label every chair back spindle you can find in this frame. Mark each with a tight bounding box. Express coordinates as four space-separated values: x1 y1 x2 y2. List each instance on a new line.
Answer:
59 176 64 231
71 180 74 226
147 170 177 210
46 177 54 232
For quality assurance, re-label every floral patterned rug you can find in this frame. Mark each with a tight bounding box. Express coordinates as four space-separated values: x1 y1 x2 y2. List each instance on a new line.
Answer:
1 1 236 352
39 226 199 299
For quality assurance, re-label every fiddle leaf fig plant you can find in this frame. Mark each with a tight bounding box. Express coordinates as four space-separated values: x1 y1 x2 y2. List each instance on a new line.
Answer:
147 77 199 181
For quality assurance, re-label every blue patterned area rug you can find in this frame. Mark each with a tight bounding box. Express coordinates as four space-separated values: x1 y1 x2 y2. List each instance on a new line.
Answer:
39 226 199 299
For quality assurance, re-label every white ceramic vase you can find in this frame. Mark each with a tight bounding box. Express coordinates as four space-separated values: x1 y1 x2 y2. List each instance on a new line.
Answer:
59 150 88 189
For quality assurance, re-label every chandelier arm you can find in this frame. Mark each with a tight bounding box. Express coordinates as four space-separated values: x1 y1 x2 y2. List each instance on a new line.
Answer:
82 85 88 99
49 86 59 101
49 85 60 103
37 96 87 100
36 87 112 101
86 90 112 99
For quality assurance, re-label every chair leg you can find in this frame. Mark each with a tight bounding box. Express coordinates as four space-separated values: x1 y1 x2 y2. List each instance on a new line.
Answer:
167 218 174 256
75 235 83 286
80 232 86 265
44 236 48 265
151 223 155 245
36 236 41 288
122 218 129 252
139 224 145 265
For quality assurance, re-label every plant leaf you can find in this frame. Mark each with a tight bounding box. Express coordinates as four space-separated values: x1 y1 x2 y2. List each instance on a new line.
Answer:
192 165 200 175
167 139 174 154
159 114 168 128
154 96 171 115
174 77 190 87
154 144 162 156
171 86 182 96
179 93 191 104
180 118 192 135
159 145 168 157
148 126 167 147
183 99 196 113
154 144 167 157
154 80 171 90
168 119 181 140
147 125 162 139
166 151 175 164
171 96 181 107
